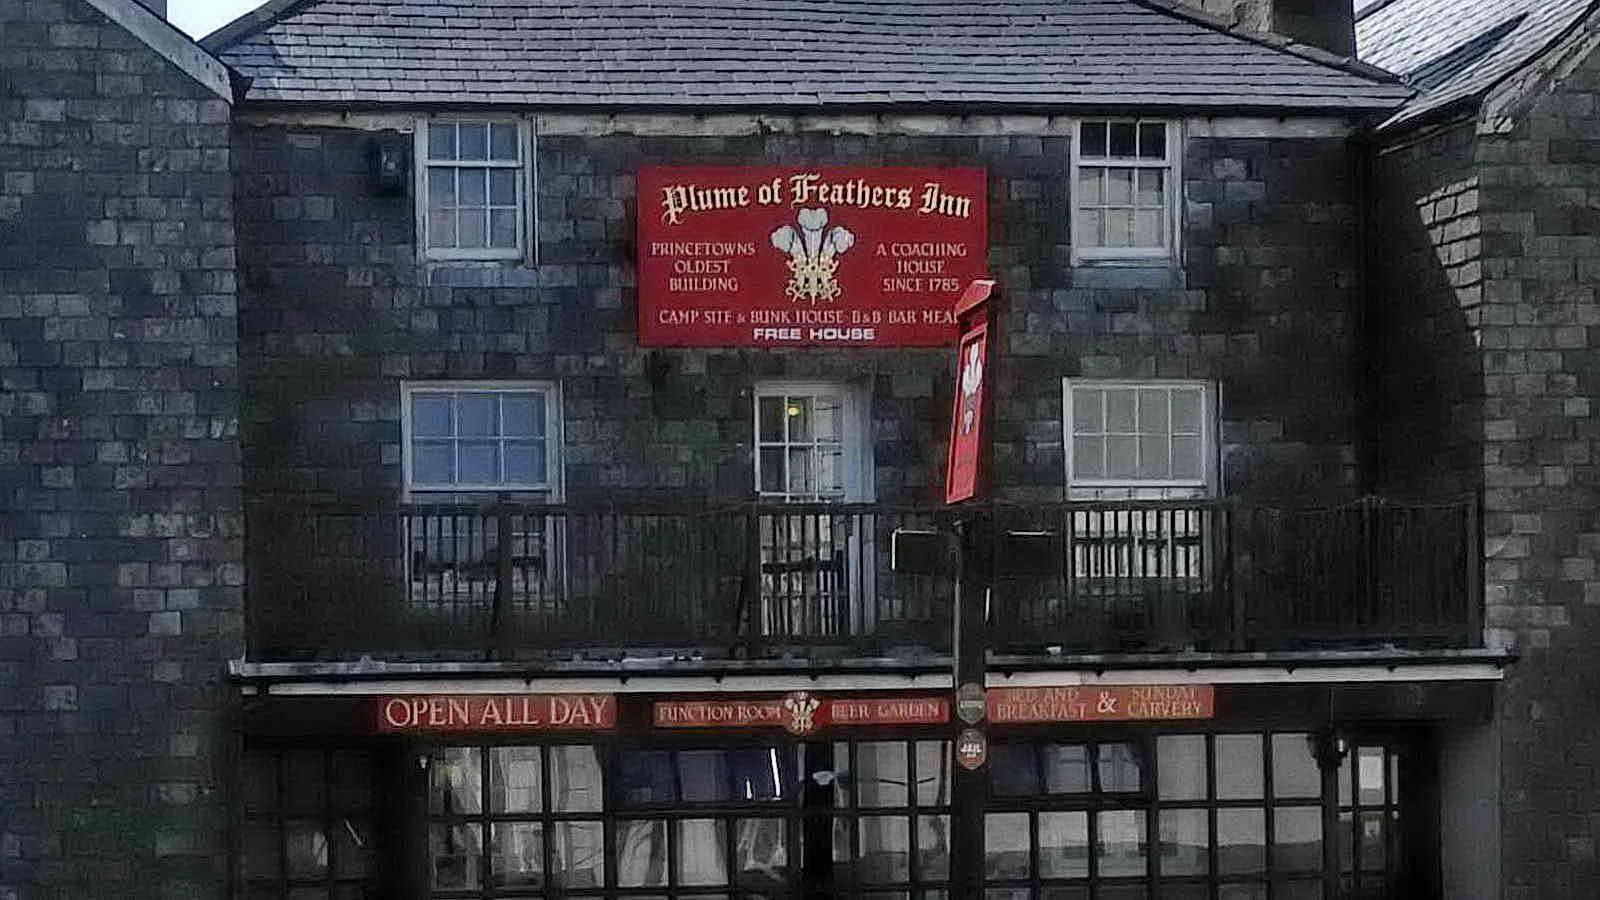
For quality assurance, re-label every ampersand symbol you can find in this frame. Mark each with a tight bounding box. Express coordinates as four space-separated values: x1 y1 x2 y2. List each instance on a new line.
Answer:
1097 692 1118 715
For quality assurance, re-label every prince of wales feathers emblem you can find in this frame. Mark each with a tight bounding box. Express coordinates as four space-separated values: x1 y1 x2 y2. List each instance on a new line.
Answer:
771 209 855 304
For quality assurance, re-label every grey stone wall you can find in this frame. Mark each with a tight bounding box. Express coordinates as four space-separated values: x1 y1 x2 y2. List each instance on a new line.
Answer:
235 123 1368 507
1471 43 1600 900
0 2 239 898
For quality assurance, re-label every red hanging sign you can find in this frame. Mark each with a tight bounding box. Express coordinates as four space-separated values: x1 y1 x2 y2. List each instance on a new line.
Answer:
376 694 617 732
986 685 1215 724
945 279 995 503
653 692 949 735
637 166 987 346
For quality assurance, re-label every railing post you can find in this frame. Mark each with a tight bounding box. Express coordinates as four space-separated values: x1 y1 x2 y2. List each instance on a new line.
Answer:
492 506 513 661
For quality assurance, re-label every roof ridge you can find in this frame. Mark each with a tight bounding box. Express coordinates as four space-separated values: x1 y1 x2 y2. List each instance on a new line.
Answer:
202 0 315 51
1130 0 1406 85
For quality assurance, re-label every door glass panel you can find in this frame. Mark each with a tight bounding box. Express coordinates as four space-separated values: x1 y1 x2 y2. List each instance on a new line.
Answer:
550 746 602 812
1098 810 1147 877
916 741 951 806
678 819 729 886
1159 809 1209 876
616 819 668 887
431 822 482 890
491 821 544 887
1272 734 1320 799
1274 807 1322 874
918 814 951 880
985 812 1030 879
1038 810 1089 878
551 820 605 887
1217 809 1266 875
857 742 910 808
735 818 788 886
1215 735 1264 800
430 747 482 814
1158 735 1206 801
858 815 910 883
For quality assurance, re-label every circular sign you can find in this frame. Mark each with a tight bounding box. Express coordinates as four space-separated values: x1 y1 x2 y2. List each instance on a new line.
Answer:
956 728 988 770
956 682 987 725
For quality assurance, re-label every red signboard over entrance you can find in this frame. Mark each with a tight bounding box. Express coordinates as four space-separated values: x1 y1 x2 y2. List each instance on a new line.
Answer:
987 686 1215 723
376 694 617 732
637 166 988 346
654 692 949 735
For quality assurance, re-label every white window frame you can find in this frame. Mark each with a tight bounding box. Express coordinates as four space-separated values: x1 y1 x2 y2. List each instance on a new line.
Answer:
401 380 563 497
1063 379 1217 499
415 117 532 262
752 381 875 503
1070 118 1182 266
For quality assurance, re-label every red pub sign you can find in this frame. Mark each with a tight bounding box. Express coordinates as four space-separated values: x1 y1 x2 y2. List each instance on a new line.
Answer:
987 685 1215 724
377 694 617 732
654 692 949 735
637 166 988 346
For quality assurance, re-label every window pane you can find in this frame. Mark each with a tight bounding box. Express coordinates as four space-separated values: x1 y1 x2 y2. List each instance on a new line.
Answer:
1072 389 1103 432
490 122 519 160
916 741 950 806
759 447 785 494
431 822 483 890
1106 389 1136 432
458 441 499 484
619 750 676 806
984 812 1030 880
1139 122 1166 159
413 440 453 484
1078 166 1103 205
1217 809 1266 875
1138 434 1170 479
1099 742 1143 792
504 441 544 485
813 394 844 441
455 393 496 436
458 122 488 160
1073 436 1105 479
1272 734 1321 799
1360 811 1386 869
787 447 813 494
1159 735 1207 801
758 396 785 441
428 166 456 208
492 822 544 887
550 746 603 812
1038 810 1089 878
1172 436 1202 481
1042 743 1091 793
1172 389 1202 432
283 752 325 813
1107 168 1134 204
731 747 786 801
430 747 482 814
1137 169 1165 206
1106 435 1138 479
1216 735 1265 800
1160 809 1209 876
1076 208 1104 248
460 168 487 207
1098 810 1147 877
490 167 517 205
857 742 909 808
490 208 518 249
990 744 1039 797
429 209 456 248
552 821 605 887
334 816 373 878
331 752 373 811
735 818 788 886
680 749 733 802
1109 121 1138 157
1135 209 1164 247
1357 747 1386 805
501 393 541 436
428 122 456 160
816 447 845 494
786 396 813 441
858 816 910 883
1080 120 1108 157
1278 880 1323 900
1105 208 1134 247
678 819 728 886
491 746 542 813
616 820 668 887
241 822 280 878
918 814 951 879
1274 807 1322 874
460 208 487 248
1137 389 1169 432
1219 885 1267 900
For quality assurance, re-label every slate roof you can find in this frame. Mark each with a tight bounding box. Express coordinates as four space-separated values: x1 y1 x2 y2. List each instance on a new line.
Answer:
1357 0 1597 128
206 0 1411 112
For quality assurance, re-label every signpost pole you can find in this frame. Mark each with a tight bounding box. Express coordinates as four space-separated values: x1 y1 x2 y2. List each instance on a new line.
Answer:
947 278 997 892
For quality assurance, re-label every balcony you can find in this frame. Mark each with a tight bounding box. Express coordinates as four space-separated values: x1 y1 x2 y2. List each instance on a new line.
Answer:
244 497 1482 663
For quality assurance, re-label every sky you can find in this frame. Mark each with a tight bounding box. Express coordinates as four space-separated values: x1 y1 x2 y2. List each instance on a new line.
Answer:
168 0 266 40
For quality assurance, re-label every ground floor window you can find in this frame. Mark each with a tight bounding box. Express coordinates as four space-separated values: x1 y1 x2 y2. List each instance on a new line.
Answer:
237 747 380 900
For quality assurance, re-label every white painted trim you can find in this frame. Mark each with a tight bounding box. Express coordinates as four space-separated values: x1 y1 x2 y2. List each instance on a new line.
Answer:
1062 378 1218 498
84 0 233 103
752 380 873 502
1069 118 1183 267
246 672 955 697
415 117 533 264
987 664 1505 688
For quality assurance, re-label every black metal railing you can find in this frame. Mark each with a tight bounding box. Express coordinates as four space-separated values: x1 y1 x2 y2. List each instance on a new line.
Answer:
246 496 1481 661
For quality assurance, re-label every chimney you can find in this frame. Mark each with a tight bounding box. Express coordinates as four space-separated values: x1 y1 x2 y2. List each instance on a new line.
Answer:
136 0 166 18
1176 0 1355 58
